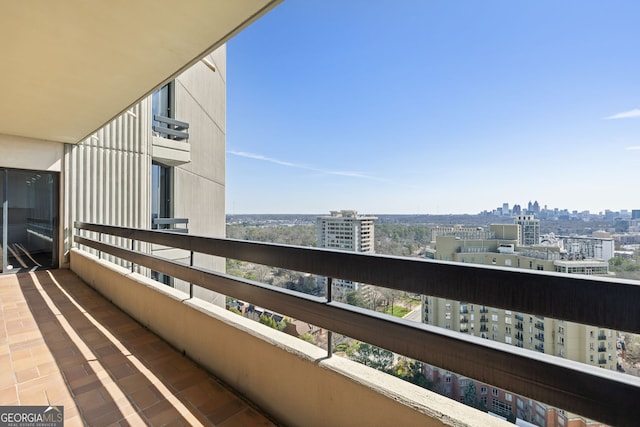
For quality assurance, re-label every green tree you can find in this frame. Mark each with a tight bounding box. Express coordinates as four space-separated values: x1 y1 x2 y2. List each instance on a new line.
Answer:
298 332 315 344
390 359 431 389
463 381 478 408
259 314 286 331
346 291 364 307
350 343 394 372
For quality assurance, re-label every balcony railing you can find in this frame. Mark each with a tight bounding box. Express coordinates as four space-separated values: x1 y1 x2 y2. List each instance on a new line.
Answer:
515 322 523 331
73 222 640 427
535 322 544 330
153 114 189 141
151 217 189 233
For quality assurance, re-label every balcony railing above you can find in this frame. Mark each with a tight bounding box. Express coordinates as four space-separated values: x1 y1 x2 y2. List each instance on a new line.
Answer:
152 217 188 233
73 222 640 427
153 115 189 141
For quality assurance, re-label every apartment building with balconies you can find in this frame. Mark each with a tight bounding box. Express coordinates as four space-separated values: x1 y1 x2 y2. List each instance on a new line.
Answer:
316 210 376 298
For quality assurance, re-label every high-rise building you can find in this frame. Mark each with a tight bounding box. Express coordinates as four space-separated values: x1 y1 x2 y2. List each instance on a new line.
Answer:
316 210 376 298
515 215 540 246
422 225 616 424
63 54 227 305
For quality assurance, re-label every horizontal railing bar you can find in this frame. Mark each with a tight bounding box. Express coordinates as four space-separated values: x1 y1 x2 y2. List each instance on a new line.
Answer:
74 222 640 334
74 234 640 427
152 218 189 225
153 114 189 129
152 125 189 140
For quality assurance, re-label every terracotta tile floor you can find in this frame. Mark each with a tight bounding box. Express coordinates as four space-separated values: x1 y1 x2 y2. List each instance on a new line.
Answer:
0 269 279 426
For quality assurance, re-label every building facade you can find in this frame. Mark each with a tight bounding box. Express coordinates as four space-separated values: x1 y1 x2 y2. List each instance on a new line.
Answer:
515 215 541 246
422 222 615 426
316 210 376 298
1 48 227 305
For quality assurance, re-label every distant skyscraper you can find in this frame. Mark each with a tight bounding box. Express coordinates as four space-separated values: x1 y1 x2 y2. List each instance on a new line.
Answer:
532 200 540 214
632 209 640 220
316 210 376 298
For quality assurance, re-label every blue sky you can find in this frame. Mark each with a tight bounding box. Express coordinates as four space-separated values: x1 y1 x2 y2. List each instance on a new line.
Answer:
226 1 639 215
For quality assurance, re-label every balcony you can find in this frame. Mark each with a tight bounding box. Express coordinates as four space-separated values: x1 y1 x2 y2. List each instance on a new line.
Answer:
152 217 189 233
515 322 523 331
535 333 544 341
534 322 545 331
479 307 489 313
515 332 523 341
66 222 640 426
535 344 545 352
480 316 488 323
0 270 276 426
153 115 189 141
479 325 489 332
515 313 523 321
152 115 191 166
598 346 607 352
598 334 607 340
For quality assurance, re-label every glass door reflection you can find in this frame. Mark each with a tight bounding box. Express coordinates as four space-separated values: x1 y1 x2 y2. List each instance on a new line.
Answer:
2 169 58 273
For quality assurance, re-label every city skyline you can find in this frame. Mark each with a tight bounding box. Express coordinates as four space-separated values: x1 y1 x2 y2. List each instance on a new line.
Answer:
226 1 640 215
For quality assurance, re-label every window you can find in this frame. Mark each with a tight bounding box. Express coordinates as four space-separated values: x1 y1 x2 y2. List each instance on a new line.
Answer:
492 388 499 397
480 387 487 395
505 393 512 402
152 82 174 120
492 399 512 415
151 162 173 224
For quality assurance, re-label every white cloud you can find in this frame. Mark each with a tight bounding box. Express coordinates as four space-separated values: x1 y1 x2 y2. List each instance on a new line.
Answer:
227 150 383 180
605 108 640 120
626 146 640 150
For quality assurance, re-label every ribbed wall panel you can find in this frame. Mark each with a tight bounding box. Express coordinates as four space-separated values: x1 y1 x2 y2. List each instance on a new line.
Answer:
64 102 150 265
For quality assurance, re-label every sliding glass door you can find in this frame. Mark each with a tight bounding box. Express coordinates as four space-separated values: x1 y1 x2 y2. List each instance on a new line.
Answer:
1 169 58 273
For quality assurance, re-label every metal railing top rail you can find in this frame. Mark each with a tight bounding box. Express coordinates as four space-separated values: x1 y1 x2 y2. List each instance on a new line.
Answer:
72 227 640 427
152 114 189 141
74 222 640 334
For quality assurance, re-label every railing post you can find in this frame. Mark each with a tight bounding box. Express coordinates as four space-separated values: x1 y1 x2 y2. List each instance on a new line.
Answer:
189 250 194 299
327 277 333 358
131 239 135 272
98 232 102 259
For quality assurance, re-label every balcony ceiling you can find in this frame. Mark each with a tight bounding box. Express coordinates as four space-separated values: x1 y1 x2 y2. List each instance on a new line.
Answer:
0 0 281 144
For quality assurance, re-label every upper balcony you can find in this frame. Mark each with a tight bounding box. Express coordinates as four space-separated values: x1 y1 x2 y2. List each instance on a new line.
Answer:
152 115 191 166
66 222 640 426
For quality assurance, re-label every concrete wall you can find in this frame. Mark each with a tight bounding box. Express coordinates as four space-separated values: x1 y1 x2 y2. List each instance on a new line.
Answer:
70 248 509 427
63 47 226 305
